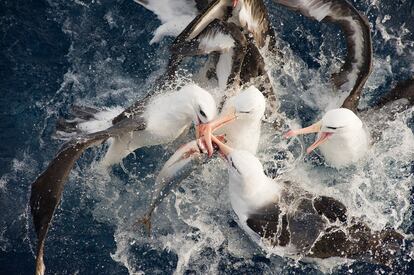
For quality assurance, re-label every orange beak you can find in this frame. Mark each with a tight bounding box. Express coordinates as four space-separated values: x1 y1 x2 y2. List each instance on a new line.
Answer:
197 108 237 157
306 132 332 154
284 121 332 154
211 135 233 159
284 121 322 138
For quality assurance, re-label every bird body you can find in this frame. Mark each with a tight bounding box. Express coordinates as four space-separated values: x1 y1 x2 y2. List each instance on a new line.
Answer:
30 83 217 275
207 85 266 154
317 108 369 167
101 84 217 166
286 108 369 168
228 150 281 223
213 144 404 266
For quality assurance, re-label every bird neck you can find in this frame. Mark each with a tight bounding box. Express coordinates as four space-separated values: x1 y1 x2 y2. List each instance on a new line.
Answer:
229 172 280 215
218 118 261 154
320 126 369 167
144 91 197 139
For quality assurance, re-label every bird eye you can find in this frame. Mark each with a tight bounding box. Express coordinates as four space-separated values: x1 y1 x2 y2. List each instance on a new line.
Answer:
199 109 206 118
327 126 337 130
239 111 251 114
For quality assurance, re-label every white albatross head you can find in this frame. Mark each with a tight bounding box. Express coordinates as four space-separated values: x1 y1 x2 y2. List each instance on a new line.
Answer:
285 108 369 167
179 84 217 126
198 85 266 156
211 135 265 182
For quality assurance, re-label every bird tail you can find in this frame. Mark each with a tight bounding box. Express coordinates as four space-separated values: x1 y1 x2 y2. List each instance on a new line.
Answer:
55 105 122 139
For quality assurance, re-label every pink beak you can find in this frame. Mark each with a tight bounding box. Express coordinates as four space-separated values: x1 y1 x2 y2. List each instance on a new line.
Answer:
211 135 233 159
306 132 332 154
232 0 239 8
197 109 237 157
284 121 333 154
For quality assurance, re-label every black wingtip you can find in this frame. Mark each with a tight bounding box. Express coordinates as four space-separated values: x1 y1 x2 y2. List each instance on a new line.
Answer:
30 132 110 275
374 78 414 108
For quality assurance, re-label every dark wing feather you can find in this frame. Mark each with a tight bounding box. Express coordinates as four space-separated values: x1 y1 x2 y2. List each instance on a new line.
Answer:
373 77 414 108
313 195 347 223
243 0 276 49
171 19 240 55
310 223 404 266
246 203 281 243
112 91 153 125
30 117 146 275
274 0 373 111
171 19 247 89
164 0 230 80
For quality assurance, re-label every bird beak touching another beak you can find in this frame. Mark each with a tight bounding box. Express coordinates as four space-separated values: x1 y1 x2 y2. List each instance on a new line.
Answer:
306 132 333 154
284 121 332 154
232 0 239 8
197 108 237 157
211 135 233 160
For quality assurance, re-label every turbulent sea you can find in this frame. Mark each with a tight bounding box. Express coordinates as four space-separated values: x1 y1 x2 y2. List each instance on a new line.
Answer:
1 0 414 274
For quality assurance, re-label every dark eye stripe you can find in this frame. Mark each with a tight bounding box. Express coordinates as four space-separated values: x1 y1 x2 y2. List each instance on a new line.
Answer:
231 161 241 174
327 126 344 130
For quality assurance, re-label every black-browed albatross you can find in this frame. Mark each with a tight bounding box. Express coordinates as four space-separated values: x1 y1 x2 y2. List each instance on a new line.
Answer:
213 136 405 267
284 77 414 168
163 0 278 88
30 84 217 275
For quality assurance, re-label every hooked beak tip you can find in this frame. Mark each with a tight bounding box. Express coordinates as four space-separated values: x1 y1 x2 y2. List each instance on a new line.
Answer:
284 130 295 139
232 0 238 8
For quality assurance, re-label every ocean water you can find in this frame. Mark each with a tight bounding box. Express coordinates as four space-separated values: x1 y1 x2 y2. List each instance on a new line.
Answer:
0 0 413 274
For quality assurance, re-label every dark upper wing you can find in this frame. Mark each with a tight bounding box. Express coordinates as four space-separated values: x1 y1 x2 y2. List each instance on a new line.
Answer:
274 0 373 111
246 203 290 245
177 0 230 43
242 0 277 49
373 77 414 108
162 0 230 81
30 117 146 275
313 195 347 223
171 19 242 55
112 91 154 125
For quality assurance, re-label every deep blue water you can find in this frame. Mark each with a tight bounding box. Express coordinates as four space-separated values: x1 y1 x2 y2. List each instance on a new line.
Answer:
1 0 413 274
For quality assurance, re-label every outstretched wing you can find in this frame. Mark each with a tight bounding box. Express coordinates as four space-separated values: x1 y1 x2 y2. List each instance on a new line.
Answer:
373 77 414 108
274 0 373 111
172 19 247 90
133 0 198 44
171 19 241 55
162 0 231 81
30 117 146 275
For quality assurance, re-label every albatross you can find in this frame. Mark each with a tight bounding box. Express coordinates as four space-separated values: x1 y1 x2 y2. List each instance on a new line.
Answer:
285 108 369 168
273 0 373 110
140 85 266 231
30 83 217 275
164 0 278 88
212 136 405 267
284 77 414 168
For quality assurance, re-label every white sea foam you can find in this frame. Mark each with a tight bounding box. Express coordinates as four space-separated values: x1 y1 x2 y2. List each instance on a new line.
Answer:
7 0 413 274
